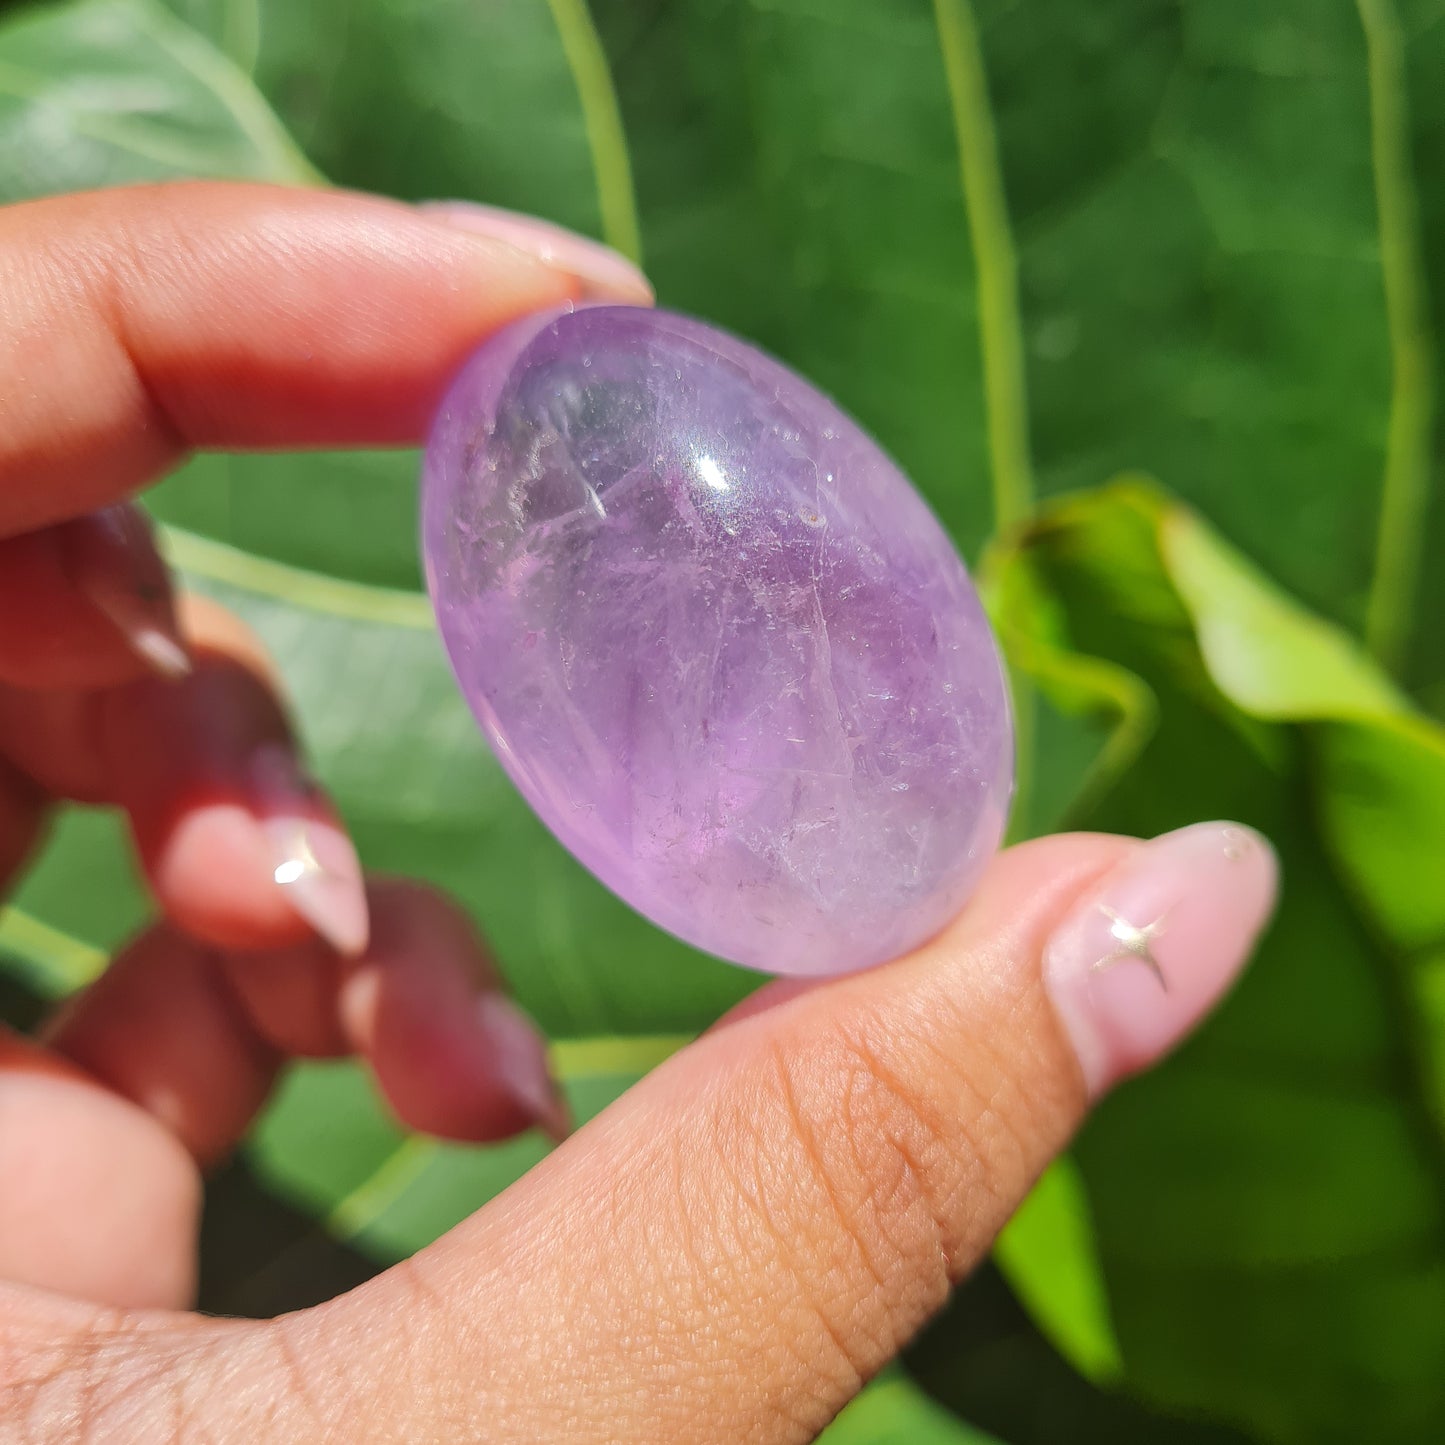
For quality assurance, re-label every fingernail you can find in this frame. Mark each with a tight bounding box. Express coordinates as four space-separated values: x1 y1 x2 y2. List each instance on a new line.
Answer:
251 744 369 958
475 992 572 1143
1043 822 1278 1096
62 504 191 679
419 200 653 304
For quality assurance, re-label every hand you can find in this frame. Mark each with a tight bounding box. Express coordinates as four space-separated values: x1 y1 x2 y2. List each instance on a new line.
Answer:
0 183 1278 1443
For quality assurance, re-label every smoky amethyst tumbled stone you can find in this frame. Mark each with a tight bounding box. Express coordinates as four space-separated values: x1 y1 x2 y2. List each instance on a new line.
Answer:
421 306 1011 976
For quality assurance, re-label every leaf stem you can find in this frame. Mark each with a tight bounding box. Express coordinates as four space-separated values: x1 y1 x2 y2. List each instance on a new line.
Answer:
159 525 433 628
931 0 1034 531
545 0 644 264
326 1136 436 1241
134 0 322 185
0 907 106 991
1358 0 1435 675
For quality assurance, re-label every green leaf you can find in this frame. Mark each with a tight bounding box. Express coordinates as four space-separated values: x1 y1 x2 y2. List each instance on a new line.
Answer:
908 1262 1250 1445
0 0 318 194
162 0 260 72
820 1370 1003 1445
993 1159 1122 1384
590 0 998 558
1397 0 1445 709
6 2 1445 1440
1162 499 1445 1128
174 0 622 242
992 1 1419 679
986 481 1445 1442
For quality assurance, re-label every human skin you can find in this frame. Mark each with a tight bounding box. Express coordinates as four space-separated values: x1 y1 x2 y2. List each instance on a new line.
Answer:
0 183 1277 1443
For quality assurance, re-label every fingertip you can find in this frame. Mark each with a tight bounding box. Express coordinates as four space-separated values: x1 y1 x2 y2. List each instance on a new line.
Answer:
338 884 567 1144
419 201 654 305
59 504 191 681
266 819 370 957
474 992 573 1143
0 522 163 690
344 974 551 1144
143 786 371 959
145 796 317 952
1042 822 1277 1095
95 625 371 958
43 925 278 1178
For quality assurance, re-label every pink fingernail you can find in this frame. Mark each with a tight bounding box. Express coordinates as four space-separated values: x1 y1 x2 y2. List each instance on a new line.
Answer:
475 993 572 1144
1044 822 1278 1096
418 200 653 304
251 745 370 958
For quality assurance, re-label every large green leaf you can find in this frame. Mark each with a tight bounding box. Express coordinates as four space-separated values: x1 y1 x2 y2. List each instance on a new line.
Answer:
0 0 316 192
979 481 1445 1442
824 1370 1002 1445
4 1 1445 1441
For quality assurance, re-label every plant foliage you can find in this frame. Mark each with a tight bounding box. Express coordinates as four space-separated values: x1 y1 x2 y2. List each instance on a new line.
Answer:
1 1 1443 1439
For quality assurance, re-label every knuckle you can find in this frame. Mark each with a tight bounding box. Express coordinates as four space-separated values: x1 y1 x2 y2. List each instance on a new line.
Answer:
251 1314 345 1444
718 991 1066 1379
721 1012 984 1373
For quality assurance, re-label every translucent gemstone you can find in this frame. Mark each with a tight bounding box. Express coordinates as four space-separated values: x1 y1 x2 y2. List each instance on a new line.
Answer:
421 306 1012 976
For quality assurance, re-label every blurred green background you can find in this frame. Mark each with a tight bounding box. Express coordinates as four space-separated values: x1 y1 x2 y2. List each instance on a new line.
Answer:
2 0 1444 1440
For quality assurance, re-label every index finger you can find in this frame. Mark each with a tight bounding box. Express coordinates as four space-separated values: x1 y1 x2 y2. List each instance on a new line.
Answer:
0 182 652 537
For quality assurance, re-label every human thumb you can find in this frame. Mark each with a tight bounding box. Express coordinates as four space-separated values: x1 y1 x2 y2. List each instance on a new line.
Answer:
45 826 1276 1443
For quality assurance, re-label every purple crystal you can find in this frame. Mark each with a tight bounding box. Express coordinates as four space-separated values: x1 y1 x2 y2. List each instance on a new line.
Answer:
421 306 1011 976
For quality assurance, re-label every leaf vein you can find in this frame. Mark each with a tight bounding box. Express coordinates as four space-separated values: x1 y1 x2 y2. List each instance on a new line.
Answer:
129 0 321 184
1357 0 1436 673
159 525 434 628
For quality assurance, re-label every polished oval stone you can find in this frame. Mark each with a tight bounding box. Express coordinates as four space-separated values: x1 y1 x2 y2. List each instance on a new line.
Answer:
421 306 1011 976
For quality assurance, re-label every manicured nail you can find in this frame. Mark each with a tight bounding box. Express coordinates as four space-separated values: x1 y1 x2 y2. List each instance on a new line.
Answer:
1043 822 1278 1096
419 200 653 304
475 992 572 1143
62 504 190 679
251 744 369 958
